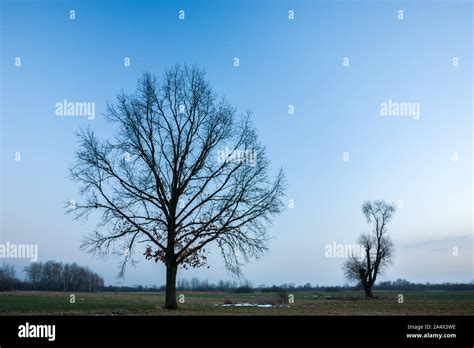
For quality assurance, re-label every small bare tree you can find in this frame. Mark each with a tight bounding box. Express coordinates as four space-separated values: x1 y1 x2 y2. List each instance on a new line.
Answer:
67 65 285 309
343 200 395 298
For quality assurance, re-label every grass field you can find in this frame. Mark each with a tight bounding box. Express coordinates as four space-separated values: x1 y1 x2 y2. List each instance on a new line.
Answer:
1 290 474 315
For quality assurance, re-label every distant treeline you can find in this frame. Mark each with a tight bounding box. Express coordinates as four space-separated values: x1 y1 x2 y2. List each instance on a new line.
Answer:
374 279 474 291
0 261 104 292
2 263 473 292
0 264 21 291
102 277 474 293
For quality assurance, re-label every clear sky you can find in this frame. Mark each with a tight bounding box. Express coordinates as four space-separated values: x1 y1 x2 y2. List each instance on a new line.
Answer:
1 0 472 287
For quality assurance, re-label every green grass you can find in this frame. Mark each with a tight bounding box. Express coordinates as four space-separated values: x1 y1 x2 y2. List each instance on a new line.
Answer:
1 290 473 315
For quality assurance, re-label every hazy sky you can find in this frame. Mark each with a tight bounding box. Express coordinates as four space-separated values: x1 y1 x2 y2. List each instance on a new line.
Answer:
1 0 472 287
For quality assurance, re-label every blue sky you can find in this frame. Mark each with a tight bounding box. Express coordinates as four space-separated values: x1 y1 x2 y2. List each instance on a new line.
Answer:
1 0 472 286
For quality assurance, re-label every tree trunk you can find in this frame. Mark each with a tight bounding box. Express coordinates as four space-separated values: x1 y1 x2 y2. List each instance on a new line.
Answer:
364 285 373 298
164 262 178 309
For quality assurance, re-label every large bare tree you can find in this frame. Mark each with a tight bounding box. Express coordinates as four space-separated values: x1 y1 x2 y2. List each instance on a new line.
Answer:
343 200 395 297
67 65 285 309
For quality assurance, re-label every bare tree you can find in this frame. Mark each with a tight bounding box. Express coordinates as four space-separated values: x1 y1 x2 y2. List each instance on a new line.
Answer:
343 200 395 297
67 65 285 309
0 263 19 291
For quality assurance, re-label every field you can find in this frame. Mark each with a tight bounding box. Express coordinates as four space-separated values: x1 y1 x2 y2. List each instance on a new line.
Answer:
1 290 474 315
